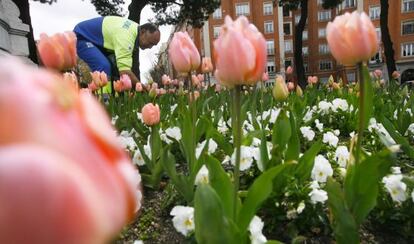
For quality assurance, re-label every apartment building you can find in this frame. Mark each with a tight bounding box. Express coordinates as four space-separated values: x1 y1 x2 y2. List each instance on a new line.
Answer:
192 0 414 84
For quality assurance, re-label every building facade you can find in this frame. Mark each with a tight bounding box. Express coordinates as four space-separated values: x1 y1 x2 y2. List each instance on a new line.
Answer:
193 0 414 84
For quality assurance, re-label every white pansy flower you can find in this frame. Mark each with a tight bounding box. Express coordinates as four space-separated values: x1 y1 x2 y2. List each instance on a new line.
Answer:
349 131 355 138
133 240 144 244
133 149 146 166
405 123 414 136
171 104 178 112
309 188 328 204
393 110 398 120
300 126 315 141
332 98 349 112
318 100 332 115
382 174 407 203
310 180 320 189
111 115 119 125
251 137 262 147
286 209 297 219
406 108 413 117
412 190 414 203
170 206 195 236
137 112 143 123
218 119 229 133
334 129 340 136
297 201 306 214
315 119 324 132
196 139 218 159
194 165 209 185
335 146 349 168
118 131 137 151
303 109 313 123
231 146 255 171
249 216 267 244
222 155 231 165
166 127 182 141
311 155 333 183
338 167 347 178
323 131 339 147
144 144 152 160
269 108 280 124
349 104 354 112
391 167 401 174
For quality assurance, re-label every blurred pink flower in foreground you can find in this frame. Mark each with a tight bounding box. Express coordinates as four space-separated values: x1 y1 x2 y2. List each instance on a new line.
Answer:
37 31 77 71
0 57 141 244
327 11 378 66
169 31 201 74
214 16 266 86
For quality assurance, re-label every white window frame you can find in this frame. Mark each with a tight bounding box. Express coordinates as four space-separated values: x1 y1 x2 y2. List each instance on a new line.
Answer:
402 20 414 35
319 59 333 71
401 42 414 57
236 2 250 16
318 28 326 38
266 40 275 55
318 10 331 22
402 0 414 13
319 44 330 54
347 72 356 82
343 0 356 9
369 5 380 20
295 15 301 24
284 40 293 53
369 47 382 64
212 7 222 19
263 2 273 15
302 46 309 56
303 30 308 40
283 22 292 35
264 20 274 33
304 62 309 73
267 59 276 73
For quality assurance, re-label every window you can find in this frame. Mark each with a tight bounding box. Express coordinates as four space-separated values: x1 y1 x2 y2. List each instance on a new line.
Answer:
302 46 309 55
318 11 331 21
370 48 382 64
318 28 326 38
401 42 414 57
283 6 291 17
376 27 381 41
319 60 332 71
263 2 273 15
264 21 274 33
369 6 380 20
295 15 301 24
343 0 356 8
212 7 222 19
213 26 221 39
236 3 250 16
283 23 291 35
319 44 330 54
347 72 356 82
304 63 309 73
402 0 414 12
266 40 275 55
303 30 308 40
403 21 414 35
320 77 329 83
284 59 292 69
285 40 293 53
267 59 275 73
317 0 323 6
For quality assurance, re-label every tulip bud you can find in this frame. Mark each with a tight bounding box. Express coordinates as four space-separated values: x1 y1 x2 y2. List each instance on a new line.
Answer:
296 85 303 96
286 66 293 75
392 71 400 79
201 57 214 73
149 88 157 98
272 75 289 102
287 82 295 92
135 83 143 92
169 32 200 74
141 103 160 126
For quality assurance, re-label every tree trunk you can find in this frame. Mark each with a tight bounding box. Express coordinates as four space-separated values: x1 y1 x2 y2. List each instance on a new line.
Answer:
294 0 308 88
12 0 38 63
128 0 148 82
380 0 397 81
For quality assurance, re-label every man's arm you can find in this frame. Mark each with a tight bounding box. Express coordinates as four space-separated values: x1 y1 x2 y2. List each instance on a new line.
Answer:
119 70 140 87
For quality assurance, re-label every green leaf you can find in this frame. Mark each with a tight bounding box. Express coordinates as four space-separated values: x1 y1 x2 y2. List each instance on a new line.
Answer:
237 163 291 232
285 111 300 162
195 184 237 244
260 130 270 171
272 111 291 152
344 149 393 226
295 141 322 183
266 241 285 244
380 116 414 159
205 155 235 220
326 178 359 244
150 125 161 163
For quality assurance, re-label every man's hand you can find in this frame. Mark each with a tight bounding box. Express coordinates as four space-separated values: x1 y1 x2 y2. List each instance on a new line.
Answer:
119 70 140 87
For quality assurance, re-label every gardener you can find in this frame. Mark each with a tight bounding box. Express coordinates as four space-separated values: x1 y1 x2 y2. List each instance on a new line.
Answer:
73 16 160 90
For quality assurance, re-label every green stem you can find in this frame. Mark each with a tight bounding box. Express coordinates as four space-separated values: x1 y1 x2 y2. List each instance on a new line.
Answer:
189 72 196 172
355 62 364 165
232 85 242 219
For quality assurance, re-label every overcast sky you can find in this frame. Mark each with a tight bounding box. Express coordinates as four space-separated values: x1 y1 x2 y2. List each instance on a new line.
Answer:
29 0 172 83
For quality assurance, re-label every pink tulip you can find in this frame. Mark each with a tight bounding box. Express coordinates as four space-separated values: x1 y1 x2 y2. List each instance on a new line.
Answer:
215 83 222 92
214 16 266 86
286 66 293 75
162 74 171 86
168 88 176 94
327 11 378 65
307 76 318 85
192 74 201 86
287 82 295 91
63 72 79 90
189 90 200 102
262 72 269 82
91 71 108 88
141 103 160 126
197 74 205 82
201 57 214 73
88 80 99 91
172 79 179 86
169 31 201 74
114 80 123 93
151 82 158 90
37 31 77 71
159 88 167 95
0 57 141 244
135 82 143 92
392 71 400 79
120 74 132 90
373 69 382 79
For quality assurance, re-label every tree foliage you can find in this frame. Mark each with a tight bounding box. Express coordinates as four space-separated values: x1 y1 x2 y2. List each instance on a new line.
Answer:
32 0 125 16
